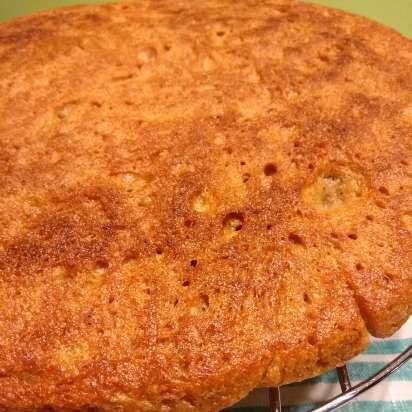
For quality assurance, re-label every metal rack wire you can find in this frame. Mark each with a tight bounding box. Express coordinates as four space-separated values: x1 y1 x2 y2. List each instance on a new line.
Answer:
267 345 412 412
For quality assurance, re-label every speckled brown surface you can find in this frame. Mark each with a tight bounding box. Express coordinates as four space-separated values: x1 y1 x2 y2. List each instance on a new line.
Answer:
0 1 411 411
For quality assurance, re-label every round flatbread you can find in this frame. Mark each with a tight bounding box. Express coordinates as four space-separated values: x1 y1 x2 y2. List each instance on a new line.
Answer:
0 1 411 411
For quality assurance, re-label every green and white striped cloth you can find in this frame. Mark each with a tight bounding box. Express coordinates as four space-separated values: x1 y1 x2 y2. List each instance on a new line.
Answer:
228 318 412 412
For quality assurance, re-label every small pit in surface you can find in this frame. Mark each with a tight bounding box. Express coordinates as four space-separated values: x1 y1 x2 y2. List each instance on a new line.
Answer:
356 263 364 271
288 232 305 246
264 163 278 176
190 294 210 315
242 173 251 183
95 260 109 275
54 100 82 122
123 253 138 266
200 294 209 310
223 212 244 238
185 219 195 228
379 186 389 195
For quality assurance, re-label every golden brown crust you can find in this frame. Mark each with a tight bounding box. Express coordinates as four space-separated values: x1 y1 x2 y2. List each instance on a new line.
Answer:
0 0 411 410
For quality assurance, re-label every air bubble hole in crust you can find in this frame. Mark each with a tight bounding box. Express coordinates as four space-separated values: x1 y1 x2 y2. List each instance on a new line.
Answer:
308 334 316 345
242 173 251 183
383 272 394 283
185 219 195 228
95 260 109 274
379 186 389 195
264 163 278 176
356 263 364 271
123 254 138 265
200 294 209 310
288 232 305 246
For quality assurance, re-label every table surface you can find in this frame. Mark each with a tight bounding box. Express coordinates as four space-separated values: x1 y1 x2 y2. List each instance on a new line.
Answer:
0 0 411 38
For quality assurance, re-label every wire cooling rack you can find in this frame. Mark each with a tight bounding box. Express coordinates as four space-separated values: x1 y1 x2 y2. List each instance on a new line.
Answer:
263 345 412 412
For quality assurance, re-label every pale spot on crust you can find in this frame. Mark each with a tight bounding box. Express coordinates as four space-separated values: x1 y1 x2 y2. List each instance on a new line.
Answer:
202 56 217 71
258 125 297 143
51 266 70 281
171 162 195 176
237 90 271 119
213 134 225 145
246 68 261 84
193 192 213 213
303 168 363 211
50 151 62 164
138 196 153 207
55 101 80 120
402 213 412 232
55 342 90 374
122 173 138 184
111 392 135 403
113 172 149 192
137 47 157 62
403 106 412 121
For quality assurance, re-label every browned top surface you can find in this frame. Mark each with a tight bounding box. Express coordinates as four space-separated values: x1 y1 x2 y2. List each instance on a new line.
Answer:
0 1 411 411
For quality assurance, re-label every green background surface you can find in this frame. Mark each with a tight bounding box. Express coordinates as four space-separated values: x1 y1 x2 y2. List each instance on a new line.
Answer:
0 0 411 38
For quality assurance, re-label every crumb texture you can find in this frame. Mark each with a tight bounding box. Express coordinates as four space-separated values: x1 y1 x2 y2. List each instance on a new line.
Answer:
0 1 411 411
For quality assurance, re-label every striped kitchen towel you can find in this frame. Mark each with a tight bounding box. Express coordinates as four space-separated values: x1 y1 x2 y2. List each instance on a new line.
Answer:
228 317 412 412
